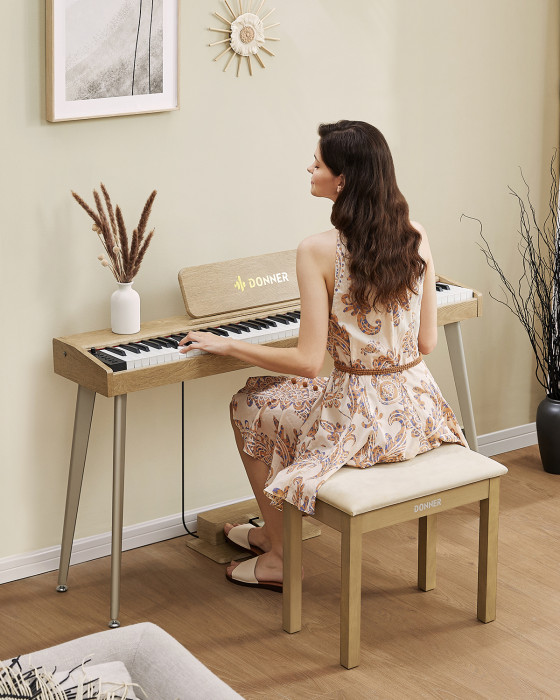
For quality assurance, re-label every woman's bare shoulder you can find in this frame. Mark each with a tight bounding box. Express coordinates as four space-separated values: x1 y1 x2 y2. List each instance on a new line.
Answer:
297 229 338 283
298 228 338 256
410 220 432 259
410 220 427 237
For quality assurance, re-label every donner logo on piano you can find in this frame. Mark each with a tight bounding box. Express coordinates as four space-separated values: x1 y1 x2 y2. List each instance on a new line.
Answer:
234 271 290 292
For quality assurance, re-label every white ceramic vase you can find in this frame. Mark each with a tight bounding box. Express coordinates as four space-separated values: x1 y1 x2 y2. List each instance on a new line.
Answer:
111 282 140 334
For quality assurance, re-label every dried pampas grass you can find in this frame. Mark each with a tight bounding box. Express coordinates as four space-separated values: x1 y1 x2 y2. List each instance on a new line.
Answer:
72 184 157 283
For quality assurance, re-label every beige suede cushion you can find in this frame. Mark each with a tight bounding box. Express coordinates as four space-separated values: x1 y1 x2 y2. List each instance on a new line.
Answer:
316 444 508 516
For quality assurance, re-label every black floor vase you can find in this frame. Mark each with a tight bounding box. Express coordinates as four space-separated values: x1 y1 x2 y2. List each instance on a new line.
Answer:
536 396 560 474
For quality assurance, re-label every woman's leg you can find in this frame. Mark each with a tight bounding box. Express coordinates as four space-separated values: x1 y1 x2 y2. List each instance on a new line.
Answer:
226 409 284 583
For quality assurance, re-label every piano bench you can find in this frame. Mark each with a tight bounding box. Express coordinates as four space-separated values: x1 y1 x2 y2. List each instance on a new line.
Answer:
281 443 508 669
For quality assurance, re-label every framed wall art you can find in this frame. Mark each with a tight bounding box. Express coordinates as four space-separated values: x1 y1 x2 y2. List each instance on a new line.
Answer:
46 0 179 122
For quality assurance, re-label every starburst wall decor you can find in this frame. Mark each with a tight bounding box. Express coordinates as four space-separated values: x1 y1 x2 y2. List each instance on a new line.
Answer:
209 1 280 76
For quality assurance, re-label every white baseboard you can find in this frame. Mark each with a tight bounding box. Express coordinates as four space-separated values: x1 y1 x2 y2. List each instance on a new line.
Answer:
477 422 537 457
0 424 538 586
0 495 253 586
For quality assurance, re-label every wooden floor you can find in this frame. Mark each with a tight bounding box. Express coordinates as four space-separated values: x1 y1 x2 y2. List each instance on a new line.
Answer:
1 446 559 699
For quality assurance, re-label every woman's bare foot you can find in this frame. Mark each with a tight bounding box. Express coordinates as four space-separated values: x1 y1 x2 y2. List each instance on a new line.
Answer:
224 522 272 554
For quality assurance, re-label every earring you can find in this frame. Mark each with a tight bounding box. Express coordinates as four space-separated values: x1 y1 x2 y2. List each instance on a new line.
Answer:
337 185 342 193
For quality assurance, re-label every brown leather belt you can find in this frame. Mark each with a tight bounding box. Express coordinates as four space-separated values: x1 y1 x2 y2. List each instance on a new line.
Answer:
334 355 422 376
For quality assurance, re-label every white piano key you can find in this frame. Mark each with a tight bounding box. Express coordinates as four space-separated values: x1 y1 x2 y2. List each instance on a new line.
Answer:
436 285 473 307
140 343 177 365
118 346 148 369
239 325 274 343
288 320 300 337
150 349 167 365
138 352 152 368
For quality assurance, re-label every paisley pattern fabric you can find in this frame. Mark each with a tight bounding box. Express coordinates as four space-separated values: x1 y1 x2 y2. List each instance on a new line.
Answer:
231 234 467 515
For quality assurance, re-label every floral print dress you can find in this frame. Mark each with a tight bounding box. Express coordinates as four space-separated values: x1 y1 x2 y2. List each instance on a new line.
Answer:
230 234 467 515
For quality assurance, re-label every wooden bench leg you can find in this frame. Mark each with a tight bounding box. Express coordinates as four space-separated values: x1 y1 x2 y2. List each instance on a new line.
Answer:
418 514 437 591
478 477 500 623
340 517 362 669
283 502 302 634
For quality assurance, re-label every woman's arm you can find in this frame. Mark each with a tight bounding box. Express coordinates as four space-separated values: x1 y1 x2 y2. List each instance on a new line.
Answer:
178 234 333 377
413 221 438 355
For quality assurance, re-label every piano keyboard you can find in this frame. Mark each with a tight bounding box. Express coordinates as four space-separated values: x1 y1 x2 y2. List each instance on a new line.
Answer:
54 250 481 398
90 284 474 374
92 311 301 372
436 282 473 306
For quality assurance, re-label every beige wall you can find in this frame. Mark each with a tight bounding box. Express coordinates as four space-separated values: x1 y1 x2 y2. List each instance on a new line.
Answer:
1 0 558 561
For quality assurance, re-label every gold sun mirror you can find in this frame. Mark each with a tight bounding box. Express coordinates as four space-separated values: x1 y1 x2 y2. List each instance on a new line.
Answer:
209 1 280 76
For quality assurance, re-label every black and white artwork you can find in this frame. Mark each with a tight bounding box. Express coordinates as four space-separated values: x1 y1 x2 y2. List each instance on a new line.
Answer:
66 0 164 100
46 0 178 121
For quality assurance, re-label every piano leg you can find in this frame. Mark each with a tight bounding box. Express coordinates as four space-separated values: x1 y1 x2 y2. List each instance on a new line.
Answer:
109 393 127 629
56 385 96 593
444 321 479 452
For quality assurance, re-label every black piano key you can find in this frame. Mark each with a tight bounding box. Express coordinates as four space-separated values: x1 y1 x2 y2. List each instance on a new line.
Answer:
436 283 450 291
219 324 243 334
267 315 290 325
143 339 165 349
255 318 276 327
220 322 250 333
203 327 229 336
284 312 300 322
119 344 140 354
158 336 179 346
169 334 187 342
106 346 127 356
153 337 173 348
92 350 127 372
156 337 178 348
132 342 151 352
293 310 301 317
244 320 264 329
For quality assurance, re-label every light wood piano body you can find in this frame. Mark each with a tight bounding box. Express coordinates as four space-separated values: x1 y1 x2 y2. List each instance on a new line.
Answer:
52 249 482 627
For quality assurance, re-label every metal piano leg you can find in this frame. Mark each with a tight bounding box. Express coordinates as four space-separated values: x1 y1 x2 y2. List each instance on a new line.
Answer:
57 385 96 593
109 393 127 629
444 321 479 451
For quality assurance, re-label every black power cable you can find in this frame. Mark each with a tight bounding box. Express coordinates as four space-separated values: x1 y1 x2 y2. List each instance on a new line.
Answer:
181 381 198 537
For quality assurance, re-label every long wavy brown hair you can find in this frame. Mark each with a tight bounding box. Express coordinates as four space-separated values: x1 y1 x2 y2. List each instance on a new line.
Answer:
318 120 425 309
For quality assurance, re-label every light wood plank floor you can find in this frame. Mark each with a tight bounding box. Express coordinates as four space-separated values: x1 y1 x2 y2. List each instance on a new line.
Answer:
1 446 559 699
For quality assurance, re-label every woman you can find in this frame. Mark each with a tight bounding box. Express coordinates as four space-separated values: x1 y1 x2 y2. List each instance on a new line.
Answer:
179 120 466 591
